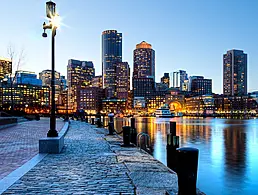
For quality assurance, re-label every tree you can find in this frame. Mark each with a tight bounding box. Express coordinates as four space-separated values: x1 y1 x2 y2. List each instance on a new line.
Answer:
7 43 25 113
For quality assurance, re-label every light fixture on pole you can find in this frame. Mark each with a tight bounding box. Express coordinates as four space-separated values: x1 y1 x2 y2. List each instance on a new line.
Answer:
42 1 60 137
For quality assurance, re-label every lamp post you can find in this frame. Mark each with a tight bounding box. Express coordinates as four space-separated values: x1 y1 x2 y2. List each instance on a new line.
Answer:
42 1 60 137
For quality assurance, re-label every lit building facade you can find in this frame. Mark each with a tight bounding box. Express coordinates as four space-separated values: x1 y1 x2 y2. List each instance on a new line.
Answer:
189 76 212 96
92 75 103 88
161 73 170 88
172 70 188 91
15 71 42 86
133 78 155 100
0 84 50 113
0 57 12 81
102 30 122 98
39 69 61 101
102 99 127 114
78 87 104 114
223 49 247 96
115 62 130 99
133 41 155 103
67 59 95 111
185 95 215 115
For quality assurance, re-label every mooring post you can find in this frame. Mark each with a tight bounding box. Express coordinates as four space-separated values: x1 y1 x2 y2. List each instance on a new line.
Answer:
121 126 133 147
167 134 180 171
176 147 199 195
170 121 176 136
91 118 95 125
130 118 137 145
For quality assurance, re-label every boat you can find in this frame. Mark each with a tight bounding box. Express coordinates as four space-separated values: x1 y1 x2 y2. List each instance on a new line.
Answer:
155 105 174 118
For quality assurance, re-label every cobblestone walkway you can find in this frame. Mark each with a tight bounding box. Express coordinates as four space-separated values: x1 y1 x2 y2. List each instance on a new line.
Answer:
0 118 64 180
2 121 135 195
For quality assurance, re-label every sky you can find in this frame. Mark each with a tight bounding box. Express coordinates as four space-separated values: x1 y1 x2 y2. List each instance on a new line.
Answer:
0 0 258 94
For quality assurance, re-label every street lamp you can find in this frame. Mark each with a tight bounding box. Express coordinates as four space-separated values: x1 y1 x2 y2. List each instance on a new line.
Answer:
42 1 60 137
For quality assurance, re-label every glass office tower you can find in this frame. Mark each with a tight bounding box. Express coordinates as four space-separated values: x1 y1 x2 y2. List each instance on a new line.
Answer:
102 30 122 98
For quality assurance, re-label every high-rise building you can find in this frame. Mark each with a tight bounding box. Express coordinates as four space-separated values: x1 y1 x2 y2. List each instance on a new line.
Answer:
0 57 12 80
60 75 67 91
172 70 188 91
115 62 130 99
161 73 170 88
189 76 212 96
67 59 95 111
102 30 122 98
39 69 61 101
223 49 247 96
92 75 103 88
133 41 155 80
133 41 155 103
15 70 42 86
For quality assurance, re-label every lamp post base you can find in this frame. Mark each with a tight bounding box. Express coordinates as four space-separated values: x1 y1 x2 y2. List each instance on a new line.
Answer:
47 129 58 137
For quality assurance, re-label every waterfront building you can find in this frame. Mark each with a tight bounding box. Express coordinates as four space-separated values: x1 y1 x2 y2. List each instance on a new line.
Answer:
223 49 247 96
189 76 212 96
133 41 155 104
133 78 155 101
115 62 130 99
0 57 12 81
102 99 127 114
92 75 103 88
185 95 215 115
172 70 188 91
67 59 95 111
78 87 104 114
15 70 42 86
161 73 170 88
0 84 50 113
102 30 122 98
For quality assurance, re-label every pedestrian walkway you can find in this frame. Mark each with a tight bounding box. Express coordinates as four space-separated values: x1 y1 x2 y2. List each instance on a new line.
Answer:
0 118 64 180
2 121 204 195
2 121 135 195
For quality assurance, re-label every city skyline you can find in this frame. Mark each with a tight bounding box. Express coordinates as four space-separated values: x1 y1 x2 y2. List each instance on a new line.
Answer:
0 0 258 94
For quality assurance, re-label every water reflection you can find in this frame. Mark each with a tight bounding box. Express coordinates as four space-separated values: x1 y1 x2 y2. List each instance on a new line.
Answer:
113 117 258 195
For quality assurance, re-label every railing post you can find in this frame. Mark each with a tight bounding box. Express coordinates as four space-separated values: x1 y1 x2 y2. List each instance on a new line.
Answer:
91 118 95 125
85 116 88 123
176 147 199 195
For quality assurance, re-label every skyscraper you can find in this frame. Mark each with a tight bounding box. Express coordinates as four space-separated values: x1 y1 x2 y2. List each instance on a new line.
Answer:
172 70 188 91
223 49 247 96
67 59 95 111
0 57 12 81
133 41 155 80
102 30 122 98
115 62 130 99
133 41 155 102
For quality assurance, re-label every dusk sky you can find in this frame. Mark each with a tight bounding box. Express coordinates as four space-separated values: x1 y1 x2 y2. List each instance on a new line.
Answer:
0 0 258 93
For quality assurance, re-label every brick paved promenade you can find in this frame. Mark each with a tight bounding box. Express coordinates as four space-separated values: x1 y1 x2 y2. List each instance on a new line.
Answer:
2 121 204 195
0 118 64 179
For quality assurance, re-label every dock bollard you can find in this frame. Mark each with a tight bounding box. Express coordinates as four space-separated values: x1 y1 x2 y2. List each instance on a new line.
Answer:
167 134 179 171
85 117 88 123
91 118 95 125
176 147 199 195
170 121 176 136
121 126 133 147
108 122 114 135
130 118 137 145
